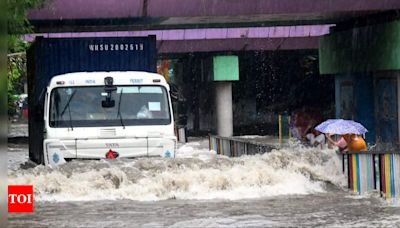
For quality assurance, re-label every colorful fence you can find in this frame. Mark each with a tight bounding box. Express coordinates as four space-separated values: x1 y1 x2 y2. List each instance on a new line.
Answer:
209 135 277 157
343 152 400 200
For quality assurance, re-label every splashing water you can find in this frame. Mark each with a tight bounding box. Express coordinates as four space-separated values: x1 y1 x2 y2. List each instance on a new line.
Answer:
8 141 346 202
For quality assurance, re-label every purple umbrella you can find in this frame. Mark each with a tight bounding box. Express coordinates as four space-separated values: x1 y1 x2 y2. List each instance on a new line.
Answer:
314 119 336 130
315 119 368 135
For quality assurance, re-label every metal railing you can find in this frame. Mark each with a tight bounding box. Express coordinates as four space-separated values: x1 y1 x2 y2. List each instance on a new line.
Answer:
210 134 400 200
209 135 277 157
342 151 400 200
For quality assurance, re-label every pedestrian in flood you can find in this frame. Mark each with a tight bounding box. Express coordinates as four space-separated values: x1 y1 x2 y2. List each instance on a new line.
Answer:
325 133 367 152
348 134 367 152
306 128 326 149
325 133 349 152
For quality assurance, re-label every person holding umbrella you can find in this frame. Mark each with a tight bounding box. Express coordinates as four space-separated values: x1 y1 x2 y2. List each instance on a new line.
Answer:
326 133 367 152
325 133 350 152
315 119 368 152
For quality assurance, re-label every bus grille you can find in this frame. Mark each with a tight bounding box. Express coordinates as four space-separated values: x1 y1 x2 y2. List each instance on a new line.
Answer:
99 128 117 138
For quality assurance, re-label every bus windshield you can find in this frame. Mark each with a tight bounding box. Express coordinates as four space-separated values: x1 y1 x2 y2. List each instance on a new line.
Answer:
49 85 171 127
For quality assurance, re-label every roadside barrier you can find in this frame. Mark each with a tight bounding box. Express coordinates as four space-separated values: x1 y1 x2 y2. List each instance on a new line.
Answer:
209 135 277 157
343 151 400 200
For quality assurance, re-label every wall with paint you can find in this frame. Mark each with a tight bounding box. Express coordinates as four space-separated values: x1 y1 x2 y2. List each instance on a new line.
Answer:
319 20 400 74
373 75 399 144
334 74 376 144
320 20 400 145
353 75 375 143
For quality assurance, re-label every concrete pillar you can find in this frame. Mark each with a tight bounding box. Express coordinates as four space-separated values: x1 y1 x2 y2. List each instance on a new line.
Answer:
215 82 233 137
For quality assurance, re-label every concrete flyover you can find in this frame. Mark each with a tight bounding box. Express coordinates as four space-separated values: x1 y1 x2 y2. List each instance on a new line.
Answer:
27 0 400 53
28 0 400 32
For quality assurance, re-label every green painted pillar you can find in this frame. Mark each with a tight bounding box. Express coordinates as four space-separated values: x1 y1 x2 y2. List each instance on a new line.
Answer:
213 55 239 137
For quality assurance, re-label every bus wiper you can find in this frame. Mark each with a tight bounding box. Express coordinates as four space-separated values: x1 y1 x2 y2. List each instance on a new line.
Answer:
117 88 125 129
60 90 76 130
67 103 73 131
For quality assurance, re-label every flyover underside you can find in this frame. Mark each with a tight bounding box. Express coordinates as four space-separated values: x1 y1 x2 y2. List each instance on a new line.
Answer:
29 13 369 33
28 0 400 33
29 0 400 20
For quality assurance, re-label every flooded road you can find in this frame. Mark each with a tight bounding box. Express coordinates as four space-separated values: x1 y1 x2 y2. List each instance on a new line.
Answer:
7 137 400 227
9 191 400 227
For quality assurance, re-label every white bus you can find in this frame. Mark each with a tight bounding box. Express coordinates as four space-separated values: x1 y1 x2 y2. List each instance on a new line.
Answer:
43 71 176 165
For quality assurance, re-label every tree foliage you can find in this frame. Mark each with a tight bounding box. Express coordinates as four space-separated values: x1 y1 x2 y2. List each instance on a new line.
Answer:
8 51 27 116
8 0 44 35
8 0 45 116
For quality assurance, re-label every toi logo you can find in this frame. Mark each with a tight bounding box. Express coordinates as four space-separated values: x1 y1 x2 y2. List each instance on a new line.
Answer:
8 185 34 213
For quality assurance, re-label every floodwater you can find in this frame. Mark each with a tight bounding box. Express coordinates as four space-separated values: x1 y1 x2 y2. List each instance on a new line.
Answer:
7 131 400 227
